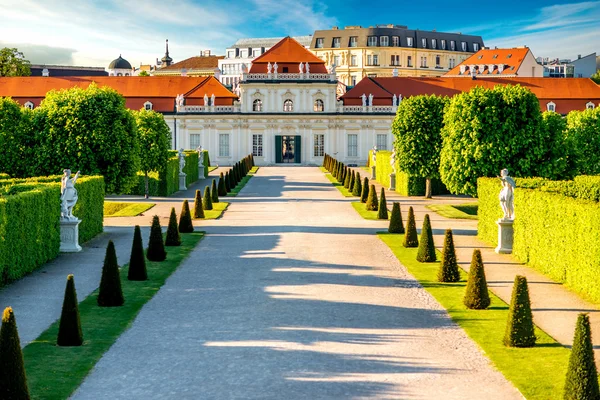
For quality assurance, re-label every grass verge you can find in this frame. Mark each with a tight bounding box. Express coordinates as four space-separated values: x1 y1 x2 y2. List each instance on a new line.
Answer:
227 167 259 197
427 203 478 220
319 167 354 197
22 232 204 400
351 202 389 220
104 202 155 217
201 202 229 219
208 166 218 173
378 232 569 400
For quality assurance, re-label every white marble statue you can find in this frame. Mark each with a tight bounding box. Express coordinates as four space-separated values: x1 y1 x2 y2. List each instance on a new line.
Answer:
398 94 403 104
267 62 272 74
197 146 205 165
60 169 80 221
390 149 397 174
273 62 278 74
211 94 215 107
368 93 374 106
393 94 397 107
361 93 367 107
299 62 304 74
176 94 184 110
204 94 209 106
499 168 516 220
371 146 378 165
329 64 336 74
305 63 310 74
178 148 186 174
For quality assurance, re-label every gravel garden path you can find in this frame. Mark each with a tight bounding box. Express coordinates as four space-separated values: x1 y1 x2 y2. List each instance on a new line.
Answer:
71 167 521 400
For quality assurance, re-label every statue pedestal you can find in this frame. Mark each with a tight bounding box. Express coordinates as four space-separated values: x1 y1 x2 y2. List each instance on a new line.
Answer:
179 173 187 191
371 166 376 180
198 165 205 180
60 218 82 253
495 219 514 254
389 173 396 190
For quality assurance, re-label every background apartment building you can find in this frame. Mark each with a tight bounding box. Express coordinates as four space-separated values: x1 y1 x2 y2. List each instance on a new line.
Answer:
310 24 484 86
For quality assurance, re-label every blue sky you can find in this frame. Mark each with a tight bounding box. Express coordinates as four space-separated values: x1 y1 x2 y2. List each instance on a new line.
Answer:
0 0 598 67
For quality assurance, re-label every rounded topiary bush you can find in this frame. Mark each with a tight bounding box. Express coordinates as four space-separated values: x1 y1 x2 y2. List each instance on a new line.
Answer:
57 274 83 346
128 225 148 281
360 177 369 203
366 184 378 211
203 186 213 211
437 229 459 282
463 249 490 309
416 214 436 262
564 313 600 399
388 202 404 234
179 200 194 233
377 188 388 219
403 206 419 248
193 190 205 219
0 307 30 399
218 173 227 196
147 215 166 262
504 275 536 347
98 240 125 307
165 207 181 246
211 179 219 203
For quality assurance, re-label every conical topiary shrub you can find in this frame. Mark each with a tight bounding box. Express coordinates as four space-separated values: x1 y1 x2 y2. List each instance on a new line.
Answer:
504 275 536 347
203 186 213 211
128 225 147 281
179 200 194 233
0 307 29 399
360 177 369 203
57 274 83 346
349 170 355 193
211 179 219 203
388 202 404 234
366 184 378 211
377 188 388 219
403 206 419 248
193 190 205 219
416 214 436 262
165 207 181 246
225 171 231 192
218 173 227 196
98 240 125 307
463 249 491 310
564 313 600 399
147 215 166 262
344 168 351 189
437 229 459 282
227 169 234 190
353 172 362 197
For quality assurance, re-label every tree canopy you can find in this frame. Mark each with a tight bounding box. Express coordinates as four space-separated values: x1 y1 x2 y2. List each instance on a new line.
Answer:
566 107 600 175
591 69 600 84
0 97 36 177
0 48 31 77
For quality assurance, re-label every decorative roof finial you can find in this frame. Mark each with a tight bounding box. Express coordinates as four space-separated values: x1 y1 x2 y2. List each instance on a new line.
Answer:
161 39 173 67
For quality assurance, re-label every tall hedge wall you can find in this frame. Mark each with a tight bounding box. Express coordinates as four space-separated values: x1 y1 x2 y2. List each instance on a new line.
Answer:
478 176 600 303
184 151 199 185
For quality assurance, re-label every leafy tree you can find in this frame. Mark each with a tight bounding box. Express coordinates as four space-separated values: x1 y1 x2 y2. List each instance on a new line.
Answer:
57 274 83 346
591 69 600 84
564 313 600 399
440 85 548 196
98 240 124 307
537 111 574 179
0 47 31 77
464 249 491 309
438 229 459 282
138 70 150 77
403 207 419 247
0 97 35 177
34 83 140 194
566 108 600 175
388 202 404 234
165 207 181 246
504 275 535 347
128 225 147 281
0 307 30 399
132 109 171 198
393 94 448 198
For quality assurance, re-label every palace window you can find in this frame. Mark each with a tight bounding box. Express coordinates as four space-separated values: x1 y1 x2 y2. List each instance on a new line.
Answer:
350 55 358 66
332 37 341 48
407 37 413 47
461 41 467 51
407 55 413 67
380 36 389 47
546 102 556 112
586 102 595 110
190 134 201 149
391 55 400 66
432 39 437 49
441 39 446 50
348 134 358 157
252 134 263 157
24 101 34 110
315 38 324 48
449 58 456 68
366 54 379 66
334 55 341 66
392 36 399 47
436 55 441 68
253 99 262 112
367 36 377 47
314 134 325 157
351 75 357 86
422 38 427 48
349 36 358 47
314 99 324 112
420 56 428 68
253 49 261 57
450 40 456 51
283 99 294 112
144 101 153 111
473 43 480 52
376 134 388 150
219 134 230 157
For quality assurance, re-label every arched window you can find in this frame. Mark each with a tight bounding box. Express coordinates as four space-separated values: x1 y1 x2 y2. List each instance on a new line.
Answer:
547 102 556 112
253 99 262 112
24 101 34 110
283 99 293 112
117 73 123 76
586 102 595 110
313 99 324 112
144 101 153 111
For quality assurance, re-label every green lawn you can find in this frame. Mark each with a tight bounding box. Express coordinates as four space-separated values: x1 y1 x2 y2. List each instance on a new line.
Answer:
227 167 259 197
351 201 390 220
104 202 155 217
378 233 570 400
427 203 478 220
22 232 204 400
208 166 218 173
319 167 354 197
200 201 229 219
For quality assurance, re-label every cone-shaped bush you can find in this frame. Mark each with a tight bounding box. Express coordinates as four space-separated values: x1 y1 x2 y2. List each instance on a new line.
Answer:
504 275 536 347
564 313 600 399
98 240 124 307
377 188 388 220
146 215 166 262
416 214 436 262
225 171 231 192
0 307 29 399
211 179 219 203
388 202 404 234
360 177 369 203
344 168 351 188
128 225 147 281
203 186 213 211
57 274 83 346
463 249 491 310
227 169 234 190
193 190 205 219
353 172 362 197
437 229 459 282
366 185 378 211
179 200 194 233
218 173 227 196
349 170 355 192
403 206 419 247
165 207 181 246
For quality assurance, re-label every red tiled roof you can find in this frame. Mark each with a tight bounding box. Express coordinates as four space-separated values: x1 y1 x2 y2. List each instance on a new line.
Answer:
444 48 531 77
249 37 328 74
160 55 224 71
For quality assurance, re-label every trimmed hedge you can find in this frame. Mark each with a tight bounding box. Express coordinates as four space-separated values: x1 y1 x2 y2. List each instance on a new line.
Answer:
478 176 600 304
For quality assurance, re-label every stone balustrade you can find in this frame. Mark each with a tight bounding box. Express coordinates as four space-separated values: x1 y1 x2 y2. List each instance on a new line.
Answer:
241 72 337 82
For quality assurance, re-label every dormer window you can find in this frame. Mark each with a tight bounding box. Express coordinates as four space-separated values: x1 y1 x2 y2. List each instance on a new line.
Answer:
380 36 389 47
24 101 34 110
461 42 467 51
507 54 512 58
493 54 498 59
367 36 377 47
432 39 437 49
498 64 505 73
283 99 293 112
253 99 263 112
441 40 446 50
332 37 341 48
422 38 427 48
450 40 456 51
314 99 324 112
473 43 480 51
547 102 556 112
407 37 413 47
586 102 595 110
144 101 153 111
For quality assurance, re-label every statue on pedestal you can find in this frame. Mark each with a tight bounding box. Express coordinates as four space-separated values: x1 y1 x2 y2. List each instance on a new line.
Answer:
371 146 378 165
368 93 374 106
197 146 205 165
305 63 310 74
390 149 397 174
299 62 304 74
361 93 367 107
499 168 516 220
178 148 186 174
60 169 80 221
211 94 215 107
176 94 184 110
267 62 272 74
393 94 397 107
204 94 209 106
273 62 278 74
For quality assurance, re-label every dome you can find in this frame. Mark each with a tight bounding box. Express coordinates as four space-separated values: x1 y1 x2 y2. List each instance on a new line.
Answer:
108 55 132 70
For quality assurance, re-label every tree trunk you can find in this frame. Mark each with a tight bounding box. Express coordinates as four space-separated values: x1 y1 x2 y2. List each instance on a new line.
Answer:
425 177 432 199
144 172 149 199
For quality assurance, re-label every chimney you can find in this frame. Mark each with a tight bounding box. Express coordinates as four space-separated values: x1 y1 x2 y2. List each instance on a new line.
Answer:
578 54 581 59
204 50 211 57
42 68 49 77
